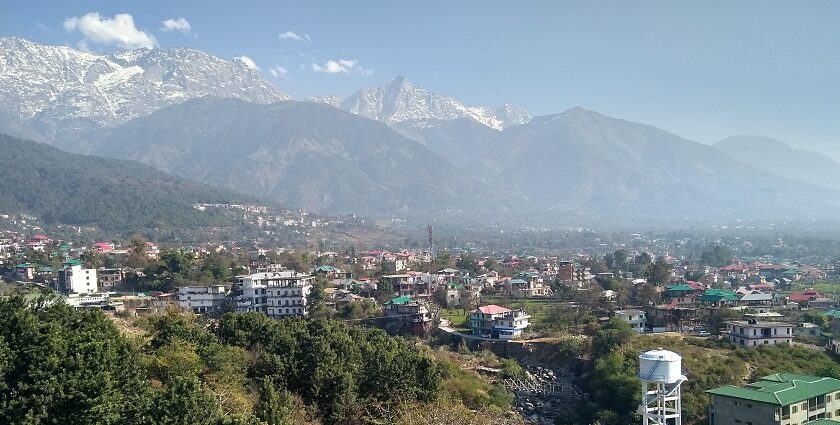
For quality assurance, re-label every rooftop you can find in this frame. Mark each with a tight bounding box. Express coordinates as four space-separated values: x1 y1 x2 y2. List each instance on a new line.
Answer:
708 373 840 406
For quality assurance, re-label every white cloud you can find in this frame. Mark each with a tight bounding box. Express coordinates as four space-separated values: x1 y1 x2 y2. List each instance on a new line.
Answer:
235 55 259 70
312 59 371 75
279 30 309 41
63 12 157 49
161 17 191 33
268 65 288 78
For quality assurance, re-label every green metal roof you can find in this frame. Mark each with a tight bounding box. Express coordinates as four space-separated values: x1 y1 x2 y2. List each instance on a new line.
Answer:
508 278 527 285
15 263 34 268
385 295 413 305
707 373 840 406
310 265 337 273
666 284 695 292
826 310 840 320
701 289 739 302
63 259 83 267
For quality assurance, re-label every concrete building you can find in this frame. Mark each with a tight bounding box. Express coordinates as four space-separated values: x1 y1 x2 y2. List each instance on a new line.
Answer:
725 319 795 347
383 296 434 335
708 373 840 424
235 269 314 317
613 309 647 333
97 267 125 291
60 260 98 294
177 285 228 313
470 304 530 340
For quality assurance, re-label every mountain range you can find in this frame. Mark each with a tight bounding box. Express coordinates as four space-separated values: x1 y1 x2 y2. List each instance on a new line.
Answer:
714 135 840 192
81 97 493 213
1 38 840 225
307 75 531 131
0 37 287 143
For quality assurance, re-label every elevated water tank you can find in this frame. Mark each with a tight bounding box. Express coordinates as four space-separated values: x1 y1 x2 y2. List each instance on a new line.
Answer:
638 349 682 383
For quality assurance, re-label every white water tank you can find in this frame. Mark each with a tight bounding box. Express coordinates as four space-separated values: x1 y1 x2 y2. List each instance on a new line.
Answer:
638 349 682 383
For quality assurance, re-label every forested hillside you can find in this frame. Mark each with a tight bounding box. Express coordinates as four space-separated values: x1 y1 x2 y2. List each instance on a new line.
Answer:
0 296 520 425
0 133 249 231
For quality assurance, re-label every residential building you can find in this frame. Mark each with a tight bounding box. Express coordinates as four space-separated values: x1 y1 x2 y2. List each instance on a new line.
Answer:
470 304 531 340
383 296 434 334
797 322 821 338
177 285 228 314
60 260 98 294
235 270 314 317
613 309 647 333
707 373 840 425
14 262 36 281
725 319 794 347
97 267 125 291
507 272 550 297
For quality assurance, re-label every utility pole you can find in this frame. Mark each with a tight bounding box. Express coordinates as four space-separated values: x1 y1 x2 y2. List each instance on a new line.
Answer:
428 225 434 274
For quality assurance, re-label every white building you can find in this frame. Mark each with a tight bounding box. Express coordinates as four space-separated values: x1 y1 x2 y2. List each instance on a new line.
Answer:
61 260 98 294
235 269 314 317
176 285 228 313
614 309 647 334
725 320 794 347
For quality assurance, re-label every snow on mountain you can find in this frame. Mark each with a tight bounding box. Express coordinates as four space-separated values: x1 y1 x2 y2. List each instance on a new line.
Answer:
308 76 531 130
0 37 288 132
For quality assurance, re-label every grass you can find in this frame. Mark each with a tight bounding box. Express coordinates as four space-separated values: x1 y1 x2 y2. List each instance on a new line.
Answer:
440 308 470 330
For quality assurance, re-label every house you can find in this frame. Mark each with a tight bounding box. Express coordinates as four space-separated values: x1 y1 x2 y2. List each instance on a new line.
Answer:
646 303 700 331
470 304 530 340
235 270 314 317
613 309 646 333
97 267 125 290
738 291 775 309
14 263 37 281
665 283 704 305
383 296 434 335
725 319 794 347
60 259 98 294
796 322 821 338
789 289 826 304
507 272 550 298
310 265 351 282
176 285 228 314
707 373 840 425
701 289 740 308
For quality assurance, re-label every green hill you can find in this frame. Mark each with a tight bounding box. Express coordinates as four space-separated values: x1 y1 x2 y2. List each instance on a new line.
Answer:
0 133 250 232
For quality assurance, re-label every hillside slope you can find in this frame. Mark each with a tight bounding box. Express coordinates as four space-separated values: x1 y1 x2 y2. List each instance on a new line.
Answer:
715 135 840 191
85 97 491 214
0 133 248 231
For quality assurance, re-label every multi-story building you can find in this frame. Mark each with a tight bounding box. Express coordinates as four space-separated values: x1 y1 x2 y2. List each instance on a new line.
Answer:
383 295 434 335
60 260 98 294
470 304 530 340
725 320 795 347
235 269 314 317
708 373 840 424
176 285 228 313
507 272 550 298
613 309 647 333
97 267 125 291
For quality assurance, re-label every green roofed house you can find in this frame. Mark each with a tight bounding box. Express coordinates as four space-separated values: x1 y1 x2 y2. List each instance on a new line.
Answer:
701 289 740 308
707 373 840 425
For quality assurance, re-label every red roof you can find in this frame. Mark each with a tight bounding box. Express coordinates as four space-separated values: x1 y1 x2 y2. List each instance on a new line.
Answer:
477 305 511 315
788 289 824 302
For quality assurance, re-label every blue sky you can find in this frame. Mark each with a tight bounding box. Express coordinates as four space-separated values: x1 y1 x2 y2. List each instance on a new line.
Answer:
2 1 839 156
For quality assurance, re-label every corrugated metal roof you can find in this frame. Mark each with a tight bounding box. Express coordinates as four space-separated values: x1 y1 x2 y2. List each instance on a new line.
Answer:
708 373 840 406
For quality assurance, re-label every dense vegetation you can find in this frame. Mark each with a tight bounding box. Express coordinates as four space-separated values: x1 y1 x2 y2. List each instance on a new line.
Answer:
0 133 249 232
587 334 840 425
0 295 452 424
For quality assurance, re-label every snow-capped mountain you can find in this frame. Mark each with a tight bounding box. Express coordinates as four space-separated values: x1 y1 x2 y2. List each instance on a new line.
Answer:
309 76 531 130
0 37 288 136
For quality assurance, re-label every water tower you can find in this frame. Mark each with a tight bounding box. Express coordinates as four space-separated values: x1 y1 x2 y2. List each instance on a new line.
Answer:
638 349 686 425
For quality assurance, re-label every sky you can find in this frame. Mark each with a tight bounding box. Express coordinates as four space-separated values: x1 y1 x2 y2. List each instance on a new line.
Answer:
2 1 839 157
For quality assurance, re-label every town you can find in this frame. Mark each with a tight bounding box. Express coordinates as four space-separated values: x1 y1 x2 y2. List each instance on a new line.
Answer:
4 225 840 424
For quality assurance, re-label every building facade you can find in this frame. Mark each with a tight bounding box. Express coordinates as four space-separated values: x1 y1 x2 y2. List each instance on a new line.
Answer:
708 373 840 425
613 309 647 333
176 285 228 313
470 304 530 339
60 260 98 294
235 270 314 317
725 320 795 347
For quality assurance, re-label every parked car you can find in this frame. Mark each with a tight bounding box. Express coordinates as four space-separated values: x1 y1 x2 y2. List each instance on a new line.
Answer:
695 330 711 337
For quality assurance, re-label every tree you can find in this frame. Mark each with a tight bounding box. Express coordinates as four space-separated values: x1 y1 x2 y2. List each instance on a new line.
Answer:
591 318 636 357
632 283 660 306
645 257 671 285
255 378 293 425
700 245 734 267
